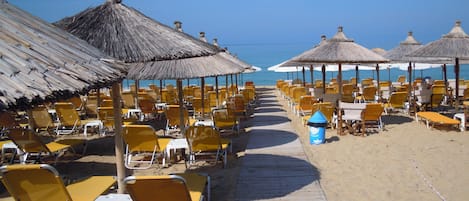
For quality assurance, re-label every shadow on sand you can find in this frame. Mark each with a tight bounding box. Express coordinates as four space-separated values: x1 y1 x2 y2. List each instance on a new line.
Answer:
234 154 321 200
244 129 298 150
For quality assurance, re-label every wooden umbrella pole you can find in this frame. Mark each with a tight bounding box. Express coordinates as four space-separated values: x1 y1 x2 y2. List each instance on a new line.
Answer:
201 77 205 118
309 65 314 85
235 74 238 93
322 64 326 92
177 79 185 134
111 82 126 193
442 64 449 104
230 74 234 96
160 80 163 102
215 76 219 107
376 64 380 102
355 65 359 88
337 63 343 136
225 75 229 97
455 58 460 109
302 66 306 87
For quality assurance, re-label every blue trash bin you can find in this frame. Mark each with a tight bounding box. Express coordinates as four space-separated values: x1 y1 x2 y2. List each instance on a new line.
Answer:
307 111 328 145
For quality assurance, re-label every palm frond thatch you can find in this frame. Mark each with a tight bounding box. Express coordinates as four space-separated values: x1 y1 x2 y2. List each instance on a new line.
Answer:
127 53 245 80
286 27 388 65
0 2 126 109
409 21 469 61
54 2 220 63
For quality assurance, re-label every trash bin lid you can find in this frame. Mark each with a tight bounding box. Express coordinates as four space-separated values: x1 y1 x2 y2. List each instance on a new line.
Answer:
308 111 328 124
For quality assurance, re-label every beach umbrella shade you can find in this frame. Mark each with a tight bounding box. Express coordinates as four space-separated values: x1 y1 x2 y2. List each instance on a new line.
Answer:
55 0 244 193
0 2 125 110
281 26 389 135
409 20 469 107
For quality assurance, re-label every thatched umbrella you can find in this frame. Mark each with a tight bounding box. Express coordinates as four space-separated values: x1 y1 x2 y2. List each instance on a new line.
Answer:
409 20 469 107
282 26 389 135
0 2 125 110
54 0 243 193
384 31 425 106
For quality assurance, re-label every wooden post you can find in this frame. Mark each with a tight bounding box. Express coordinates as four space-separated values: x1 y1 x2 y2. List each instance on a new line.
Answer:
376 64 380 102
310 65 314 85
337 63 343 135
302 66 306 87
215 76 219 106
455 58 460 109
177 79 185 134
111 82 126 194
201 77 205 118
321 64 326 92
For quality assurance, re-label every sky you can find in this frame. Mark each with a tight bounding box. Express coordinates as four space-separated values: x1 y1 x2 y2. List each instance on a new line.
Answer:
6 0 469 67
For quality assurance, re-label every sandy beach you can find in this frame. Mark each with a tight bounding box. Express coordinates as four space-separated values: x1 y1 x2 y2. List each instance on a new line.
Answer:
280 89 469 201
1 86 469 201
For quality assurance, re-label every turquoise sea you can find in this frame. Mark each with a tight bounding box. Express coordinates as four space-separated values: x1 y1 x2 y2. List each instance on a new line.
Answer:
131 43 469 88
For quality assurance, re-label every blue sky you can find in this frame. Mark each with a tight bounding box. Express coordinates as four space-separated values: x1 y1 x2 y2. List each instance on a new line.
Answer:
7 0 469 66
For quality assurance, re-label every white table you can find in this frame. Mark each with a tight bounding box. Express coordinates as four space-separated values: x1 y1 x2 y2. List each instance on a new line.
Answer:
95 194 132 201
194 120 214 127
163 138 188 167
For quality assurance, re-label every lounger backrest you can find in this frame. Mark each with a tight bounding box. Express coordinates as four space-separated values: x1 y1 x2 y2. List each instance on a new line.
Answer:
55 102 81 127
185 126 221 152
125 175 192 201
7 128 50 153
29 105 54 130
0 164 72 201
123 125 161 152
363 103 384 121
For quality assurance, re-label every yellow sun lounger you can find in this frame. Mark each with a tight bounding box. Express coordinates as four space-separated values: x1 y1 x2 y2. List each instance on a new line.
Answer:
0 164 116 201
124 173 210 201
416 112 460 131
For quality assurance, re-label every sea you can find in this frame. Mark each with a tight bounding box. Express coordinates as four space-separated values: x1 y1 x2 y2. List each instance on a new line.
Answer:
128 43 469 88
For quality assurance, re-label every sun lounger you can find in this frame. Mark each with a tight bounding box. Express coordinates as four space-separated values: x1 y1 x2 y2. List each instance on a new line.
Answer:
416 112 460 131
0 164 116 201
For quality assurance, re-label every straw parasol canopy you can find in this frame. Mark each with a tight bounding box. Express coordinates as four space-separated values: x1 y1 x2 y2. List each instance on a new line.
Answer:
54 1 220 66
285 27 388 64
372 48 387 56
384 31 423 62
409 20 469 107
282 26 389 135
0 2 125 110
55 1 245 193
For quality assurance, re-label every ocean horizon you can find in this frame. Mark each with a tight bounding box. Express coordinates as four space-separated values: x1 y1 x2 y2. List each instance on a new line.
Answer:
128 43 469 88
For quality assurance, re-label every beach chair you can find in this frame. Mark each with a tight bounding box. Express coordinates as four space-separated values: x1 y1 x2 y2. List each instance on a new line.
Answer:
124 173 210 201
121 91 137 109
192 97 212 118
97 107 116 135
7 128 85 164
397 75 406 84
383 92 408 114
138 98 157 120
185 126 230 168
212 109 238 134
0 164 116 201
360 86 377 102
164 105 194 135
55 102 103 136
339 102 366 135
360 103 384 136
295 95 316 116
28 105 57 136
122 125 171 169
416 111 460 131
342 84 355 103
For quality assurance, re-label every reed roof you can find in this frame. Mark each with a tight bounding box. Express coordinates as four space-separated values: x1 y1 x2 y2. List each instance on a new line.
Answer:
0 2 126 109
54 1 220 63
409 21 469 62
283 27 389 65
